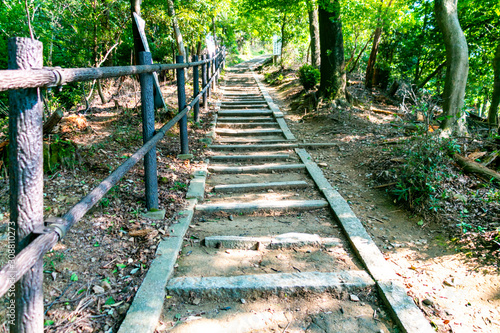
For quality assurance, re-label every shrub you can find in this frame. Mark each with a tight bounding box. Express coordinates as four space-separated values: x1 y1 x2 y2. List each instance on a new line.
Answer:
298 64 320 90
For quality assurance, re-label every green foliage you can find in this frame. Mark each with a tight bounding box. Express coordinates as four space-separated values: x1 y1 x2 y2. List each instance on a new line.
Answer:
391 135 459 208
298 64 321 90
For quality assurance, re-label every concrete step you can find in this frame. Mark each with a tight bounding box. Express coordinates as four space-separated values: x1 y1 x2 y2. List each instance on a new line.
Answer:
215 128 283 136
204 233 341 250
217 116 274 123
209 154 289 162
195 199 329 213
166 271 375 299
217 138 290 143
221 100 268 105
213 180 309 193
218 109 272 116
209 143 338 150
216 122 279 128
208 163 306 174
220 105 269 110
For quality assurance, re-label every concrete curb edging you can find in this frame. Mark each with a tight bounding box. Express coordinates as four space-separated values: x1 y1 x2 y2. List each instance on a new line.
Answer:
118 167 209 333
251 70 296 141
295 148 434 333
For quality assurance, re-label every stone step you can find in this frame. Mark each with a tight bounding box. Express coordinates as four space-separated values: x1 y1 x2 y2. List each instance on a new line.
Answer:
217 116 274 123
217 138 290 144
195 199 329 213
209 154 289 162
215 128 283 136
213 180 309 193
208 163 306 174
218 109 272 116
166 271 375 299
216 122 279 128
221 100 268 104
220 104 269 109
204 233 341 250
209 143 333 151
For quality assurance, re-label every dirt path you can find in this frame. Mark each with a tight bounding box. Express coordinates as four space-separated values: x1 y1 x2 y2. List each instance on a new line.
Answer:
152 58 437 333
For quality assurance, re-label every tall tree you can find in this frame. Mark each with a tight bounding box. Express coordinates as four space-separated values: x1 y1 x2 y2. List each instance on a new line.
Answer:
488 42 500 128
130 0 144 62
167 0 186 59
364 0 393 89
435 0 469 136
318 0 346 99
307 0 320 67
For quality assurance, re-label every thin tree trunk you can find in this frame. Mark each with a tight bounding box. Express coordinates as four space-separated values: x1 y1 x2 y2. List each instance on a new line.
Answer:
349 34 372 73
435 0 469 136
308 3 320 67
318 0 346 99
130 0 144 64
167 0 186 59
280 12 287 67
488 42 500 128
417 60 447 88
365 27 382 89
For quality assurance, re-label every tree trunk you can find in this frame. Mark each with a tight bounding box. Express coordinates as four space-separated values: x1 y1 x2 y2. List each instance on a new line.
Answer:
349 35 372 73
365 27 382 89
488 42 500 128
318 0 346 99
308 5 320 67
167 0 186 59
417 60 446 89
280 12 287 67
43 109 64 135
453 154 500 184
435 0 469 136
130 0 144 64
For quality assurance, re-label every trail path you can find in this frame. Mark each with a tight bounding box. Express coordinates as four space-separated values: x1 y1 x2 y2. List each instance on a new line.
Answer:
120 57 434 333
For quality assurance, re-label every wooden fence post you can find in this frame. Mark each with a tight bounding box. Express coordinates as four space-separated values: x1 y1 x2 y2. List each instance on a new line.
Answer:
207 56 212 99
192 55 200 122
202 55 208 110
212 53 217 92
176 55 189 155
138 52 159 210
8 37 44 333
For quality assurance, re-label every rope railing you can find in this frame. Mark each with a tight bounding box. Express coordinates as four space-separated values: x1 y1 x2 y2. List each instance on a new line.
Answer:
2 35 226 331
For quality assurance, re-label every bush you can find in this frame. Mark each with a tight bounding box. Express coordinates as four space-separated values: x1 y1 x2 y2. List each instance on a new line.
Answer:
298 65 320 90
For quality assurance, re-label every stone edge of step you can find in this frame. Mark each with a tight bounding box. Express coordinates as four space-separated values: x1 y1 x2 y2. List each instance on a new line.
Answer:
295 148 434 333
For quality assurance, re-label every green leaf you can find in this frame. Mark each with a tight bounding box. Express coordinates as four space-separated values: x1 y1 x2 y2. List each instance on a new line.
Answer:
417 220 424 226
77 288 86 294
44 320 55 327
70 273 78 281
93 241 100 247
105 297 115 305
116 263 127 269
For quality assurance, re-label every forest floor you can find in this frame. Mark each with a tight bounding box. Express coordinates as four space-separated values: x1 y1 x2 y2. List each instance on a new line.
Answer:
0 58 499 332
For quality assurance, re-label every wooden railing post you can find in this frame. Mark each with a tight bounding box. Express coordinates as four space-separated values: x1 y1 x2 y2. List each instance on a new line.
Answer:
202 54 208 110
212 53 217 92
138 52 159 210
8 37 44 333
192 55 200 122
176 55 189 154
207 55 212 99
